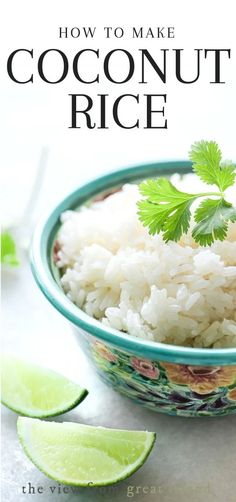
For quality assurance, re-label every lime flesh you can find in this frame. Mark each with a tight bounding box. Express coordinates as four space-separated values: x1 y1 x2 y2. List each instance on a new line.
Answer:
1 354 88 417
17 417 156 486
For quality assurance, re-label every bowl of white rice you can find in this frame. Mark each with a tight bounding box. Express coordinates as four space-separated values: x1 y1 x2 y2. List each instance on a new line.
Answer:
31 161 236 417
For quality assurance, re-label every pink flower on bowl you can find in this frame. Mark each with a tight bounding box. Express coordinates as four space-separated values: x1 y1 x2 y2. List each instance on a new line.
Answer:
131 357 159 379
93 341 117 363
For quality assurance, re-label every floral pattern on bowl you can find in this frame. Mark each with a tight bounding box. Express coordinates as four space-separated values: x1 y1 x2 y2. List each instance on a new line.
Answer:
90 340 236 417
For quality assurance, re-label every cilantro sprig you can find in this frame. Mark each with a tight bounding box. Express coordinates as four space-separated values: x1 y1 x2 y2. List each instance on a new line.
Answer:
137 141 236 246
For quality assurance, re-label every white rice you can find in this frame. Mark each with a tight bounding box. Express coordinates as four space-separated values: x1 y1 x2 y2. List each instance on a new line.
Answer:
56 174 236 348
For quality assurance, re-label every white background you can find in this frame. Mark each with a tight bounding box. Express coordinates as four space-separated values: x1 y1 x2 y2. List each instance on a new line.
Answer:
1 2 236 502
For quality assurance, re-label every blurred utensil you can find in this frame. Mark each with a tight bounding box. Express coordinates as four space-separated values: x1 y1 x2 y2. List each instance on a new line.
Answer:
3 146 49 256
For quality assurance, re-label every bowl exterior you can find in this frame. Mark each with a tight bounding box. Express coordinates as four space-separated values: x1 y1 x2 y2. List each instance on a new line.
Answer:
76 328 236 417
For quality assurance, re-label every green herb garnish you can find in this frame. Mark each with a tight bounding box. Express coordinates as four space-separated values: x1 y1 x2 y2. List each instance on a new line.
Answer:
1 231 19 266
137 141 236 246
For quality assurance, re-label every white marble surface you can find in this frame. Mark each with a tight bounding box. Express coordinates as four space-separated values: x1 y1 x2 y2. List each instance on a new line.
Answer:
2 252 236 502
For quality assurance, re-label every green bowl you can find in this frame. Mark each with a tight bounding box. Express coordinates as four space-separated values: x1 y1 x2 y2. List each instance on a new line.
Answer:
31 161 236 417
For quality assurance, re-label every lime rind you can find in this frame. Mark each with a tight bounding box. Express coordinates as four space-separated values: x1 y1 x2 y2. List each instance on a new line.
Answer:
1 389 88 418
17 418 156 487
1 354 88 418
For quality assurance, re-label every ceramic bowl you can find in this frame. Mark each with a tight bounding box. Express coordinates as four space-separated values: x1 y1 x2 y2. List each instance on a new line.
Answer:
31 161 236 417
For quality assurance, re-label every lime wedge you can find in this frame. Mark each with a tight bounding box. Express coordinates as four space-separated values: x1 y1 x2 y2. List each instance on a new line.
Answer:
1 354 88 417
17 417 156 486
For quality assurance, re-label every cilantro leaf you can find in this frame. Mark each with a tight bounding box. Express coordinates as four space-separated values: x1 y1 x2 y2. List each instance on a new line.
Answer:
162 201 193 242
137 199 173 235
1 232 19 266
192 198 236 246
217 161 236 191
138 179 197 239
189 140 236 191
139 178 194 204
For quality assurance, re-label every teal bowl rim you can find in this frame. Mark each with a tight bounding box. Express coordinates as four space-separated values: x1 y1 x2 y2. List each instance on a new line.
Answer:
31 160 236 365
